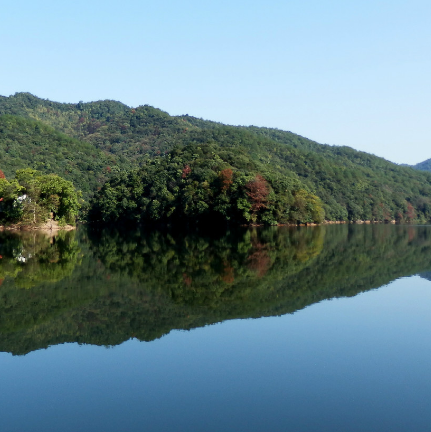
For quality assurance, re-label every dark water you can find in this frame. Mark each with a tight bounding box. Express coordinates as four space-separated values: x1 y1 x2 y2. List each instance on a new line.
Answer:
0 224 431 431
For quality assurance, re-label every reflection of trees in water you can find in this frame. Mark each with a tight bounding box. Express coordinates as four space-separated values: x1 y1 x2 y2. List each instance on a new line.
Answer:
0 230 81 288
247 242 271 278
1 224 431 355
87 226 325 308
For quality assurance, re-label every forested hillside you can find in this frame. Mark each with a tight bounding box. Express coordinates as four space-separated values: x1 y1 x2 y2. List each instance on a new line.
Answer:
1 92 431 223
0 115 130 198
0 92 199 160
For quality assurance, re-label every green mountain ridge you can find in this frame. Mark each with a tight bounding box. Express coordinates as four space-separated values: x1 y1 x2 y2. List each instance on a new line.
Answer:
1 92 431 222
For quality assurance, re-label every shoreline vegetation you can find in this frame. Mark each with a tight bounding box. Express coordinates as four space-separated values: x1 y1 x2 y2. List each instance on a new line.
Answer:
0 169 80 230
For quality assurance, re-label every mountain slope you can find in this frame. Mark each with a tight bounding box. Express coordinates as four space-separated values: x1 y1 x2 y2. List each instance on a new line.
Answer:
0 92 202 160
0 115 131 198
2 92 431 222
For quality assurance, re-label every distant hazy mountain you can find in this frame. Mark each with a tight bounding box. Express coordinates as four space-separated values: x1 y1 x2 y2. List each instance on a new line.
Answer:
411 159 431 172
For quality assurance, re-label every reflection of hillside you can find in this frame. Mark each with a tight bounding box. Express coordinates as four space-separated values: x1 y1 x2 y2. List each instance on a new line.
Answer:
0 230 81 289
419 271 431 282
1 225 431 355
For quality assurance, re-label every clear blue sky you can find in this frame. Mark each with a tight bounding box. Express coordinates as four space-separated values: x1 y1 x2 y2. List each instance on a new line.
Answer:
1 0 430 164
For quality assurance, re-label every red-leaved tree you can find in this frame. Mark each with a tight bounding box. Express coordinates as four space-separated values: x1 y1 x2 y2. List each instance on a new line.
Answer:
182 165 191 179
245 174 270 214
406 202 416 221
0 169 5 179
219 168 233 192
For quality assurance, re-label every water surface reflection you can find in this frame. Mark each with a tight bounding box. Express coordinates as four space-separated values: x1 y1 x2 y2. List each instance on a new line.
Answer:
1 224 430 355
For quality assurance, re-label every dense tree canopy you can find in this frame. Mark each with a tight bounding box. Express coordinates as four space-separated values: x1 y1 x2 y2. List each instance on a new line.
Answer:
90 143 325 225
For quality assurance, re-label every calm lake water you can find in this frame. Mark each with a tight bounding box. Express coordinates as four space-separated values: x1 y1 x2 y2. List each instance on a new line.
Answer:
0 224 431 431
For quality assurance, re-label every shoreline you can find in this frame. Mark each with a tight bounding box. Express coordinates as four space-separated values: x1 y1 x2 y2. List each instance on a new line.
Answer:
243 219 399 227
0 219 405 232
0 220 76 232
